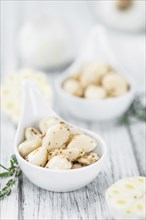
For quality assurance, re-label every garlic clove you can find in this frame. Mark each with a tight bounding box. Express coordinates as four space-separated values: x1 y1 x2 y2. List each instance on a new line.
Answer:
39 117 60 133
63 78 84 97
42 122 70 151
102 74 129 97
25 127 41 140
18 138 42 158
77 152 100 165
84 85 107 99
26 147 48 167
45 155 72 170
72 163 83 169
67 134 97 153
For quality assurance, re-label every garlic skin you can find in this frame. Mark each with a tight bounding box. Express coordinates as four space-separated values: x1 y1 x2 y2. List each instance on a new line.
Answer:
26 147 48 167
85 85 107 99
39 117 60 133
67 134 97 153
42 122 70 151
63 78 84 97
18 17 75 69
25 127 41 140
102 74 128 97
106 176 146 220
18 138 42 158
45 155 72 170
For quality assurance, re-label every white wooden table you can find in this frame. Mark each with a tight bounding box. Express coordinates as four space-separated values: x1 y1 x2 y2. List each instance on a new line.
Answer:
1 1 145 219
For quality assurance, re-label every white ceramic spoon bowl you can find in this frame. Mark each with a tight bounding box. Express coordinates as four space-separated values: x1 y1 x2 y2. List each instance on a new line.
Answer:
14 81 107 192
55 25 136 121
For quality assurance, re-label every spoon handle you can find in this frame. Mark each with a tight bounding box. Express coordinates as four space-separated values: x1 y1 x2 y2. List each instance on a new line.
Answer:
21 80 57 120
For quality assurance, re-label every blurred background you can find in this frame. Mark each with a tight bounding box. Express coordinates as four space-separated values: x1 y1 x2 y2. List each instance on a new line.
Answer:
1 0 146 124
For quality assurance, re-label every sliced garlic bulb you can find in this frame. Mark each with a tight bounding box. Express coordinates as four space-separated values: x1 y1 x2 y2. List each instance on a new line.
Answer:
46 155 72 170
25 127 41 140
39 117 60 133
102 74 128 97
106 176 146 220
26 147 48 167
67 134 97 153
42 122 70 151
84 85 107 99
63 78 84 97
77 152 100 165
1 69 52 124
18 138 42 157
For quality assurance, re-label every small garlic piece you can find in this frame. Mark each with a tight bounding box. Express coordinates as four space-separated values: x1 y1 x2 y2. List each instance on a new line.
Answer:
39 117 60 133
77 152 100 165
84 85 107 99
46 155 72 170
42 122 70 151
26 147 48 167
63 78 83 97
106 176 146 220
25 127 41 140
72 163 83 169
18 138 42 157
67 134 97 153
102 74 128 97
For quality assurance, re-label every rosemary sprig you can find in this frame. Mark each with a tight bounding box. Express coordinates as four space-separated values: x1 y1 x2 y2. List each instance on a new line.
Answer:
119 94 146 125
0 155 22 199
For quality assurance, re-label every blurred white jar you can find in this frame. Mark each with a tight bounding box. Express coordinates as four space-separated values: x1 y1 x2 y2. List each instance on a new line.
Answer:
18 17 76 69
93 0 145 32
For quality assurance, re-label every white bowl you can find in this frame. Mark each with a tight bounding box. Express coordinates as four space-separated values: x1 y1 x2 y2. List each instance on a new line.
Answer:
55 72 136 121
14 81 107 192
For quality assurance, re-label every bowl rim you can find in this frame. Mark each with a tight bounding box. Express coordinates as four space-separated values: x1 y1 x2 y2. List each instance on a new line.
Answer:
55 71 136 104
14 128 107 174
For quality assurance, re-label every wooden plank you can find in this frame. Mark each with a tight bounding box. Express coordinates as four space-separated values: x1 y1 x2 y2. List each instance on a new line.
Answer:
127 122 145 176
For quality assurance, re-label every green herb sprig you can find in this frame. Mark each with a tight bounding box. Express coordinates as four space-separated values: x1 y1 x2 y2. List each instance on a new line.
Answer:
119 94 146 125
0 155 22 199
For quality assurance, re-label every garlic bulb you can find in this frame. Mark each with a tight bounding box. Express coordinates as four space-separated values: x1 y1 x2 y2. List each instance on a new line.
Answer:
26 147 48 167
1 69 53 124
45 155 72 170
84 85 107 99
42 122 70 151
18 17 75 69
18 138 42 158
67 134 97 153
94 1 145 32
106 176 146 219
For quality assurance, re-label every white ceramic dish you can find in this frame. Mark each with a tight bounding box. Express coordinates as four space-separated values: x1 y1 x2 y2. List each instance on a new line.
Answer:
55 25 136 121
14 81 107 192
